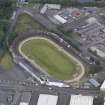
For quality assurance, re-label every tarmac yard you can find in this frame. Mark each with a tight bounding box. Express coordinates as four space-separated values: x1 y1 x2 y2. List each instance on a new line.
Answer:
19 37 84 81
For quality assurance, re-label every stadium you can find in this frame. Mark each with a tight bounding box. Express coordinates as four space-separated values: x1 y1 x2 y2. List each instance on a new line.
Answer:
10 30 85 84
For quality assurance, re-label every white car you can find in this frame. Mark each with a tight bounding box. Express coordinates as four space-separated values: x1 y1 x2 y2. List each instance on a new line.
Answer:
59 38 63 43
67 45 70 48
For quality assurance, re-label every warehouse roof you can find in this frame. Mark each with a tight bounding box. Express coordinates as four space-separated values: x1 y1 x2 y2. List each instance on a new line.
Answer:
21 92 32 102
90 46 105 58
100 81 105 91
20 102 28 105
40 4 61 14
78 0 95 3
37 94 58 105
70 95 93 105
19 92 32 105
54 15 67 24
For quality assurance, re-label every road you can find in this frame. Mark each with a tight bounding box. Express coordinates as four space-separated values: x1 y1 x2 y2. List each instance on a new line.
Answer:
0 79 104 105
0 79 104 97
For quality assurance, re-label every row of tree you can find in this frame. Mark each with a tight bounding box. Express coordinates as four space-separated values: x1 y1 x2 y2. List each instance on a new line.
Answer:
0 0 15 19
29 0 105 7
0 0 16 58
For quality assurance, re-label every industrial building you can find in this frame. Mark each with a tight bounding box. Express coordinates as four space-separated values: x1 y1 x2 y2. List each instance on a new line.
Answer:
40 4 61 14
90 46 105 58
70 95 94 105
37 94 58 105
19 92 32 105
100 81 105 91
54 15 67 24
78 0 95 3
53 8 84 25
18 0 29 4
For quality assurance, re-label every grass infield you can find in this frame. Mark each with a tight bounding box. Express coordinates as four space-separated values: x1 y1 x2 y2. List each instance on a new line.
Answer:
0 53 15 70
20 38 81 80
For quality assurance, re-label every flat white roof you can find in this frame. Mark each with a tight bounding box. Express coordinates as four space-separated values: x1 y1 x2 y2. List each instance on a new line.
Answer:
54 15 67 24
70 95 93 105
37 94 58 105
86 17 97 24
40 5 48 14
90 46 105 58
100 81 105 90
40 4 61 14
19 102 28 105
46 82 69 87
104 98 105 105
46 4 61 9
0 103 4 105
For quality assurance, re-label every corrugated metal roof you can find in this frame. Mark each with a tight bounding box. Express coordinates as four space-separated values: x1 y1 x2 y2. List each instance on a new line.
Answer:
54 15 67 24
37 94 58 105
89 79 100 87
70 95 93 105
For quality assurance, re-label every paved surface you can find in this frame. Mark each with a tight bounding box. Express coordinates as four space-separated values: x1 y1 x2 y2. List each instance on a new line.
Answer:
0 79 104 96
0 79 104 105
0 66 29 81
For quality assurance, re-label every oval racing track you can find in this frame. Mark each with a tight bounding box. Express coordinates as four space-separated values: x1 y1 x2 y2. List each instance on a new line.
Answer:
10 31 85 84
19 37 85 83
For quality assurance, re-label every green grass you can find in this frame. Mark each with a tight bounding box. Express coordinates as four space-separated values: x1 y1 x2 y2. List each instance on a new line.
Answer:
19 3 41 9
20 38 79 80
15 13 45 33
0 53 15 70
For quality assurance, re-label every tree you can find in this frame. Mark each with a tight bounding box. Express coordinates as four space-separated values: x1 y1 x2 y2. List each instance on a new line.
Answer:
0 0 15 19
93 97 104 105
89 65 103 74
0 0 15 58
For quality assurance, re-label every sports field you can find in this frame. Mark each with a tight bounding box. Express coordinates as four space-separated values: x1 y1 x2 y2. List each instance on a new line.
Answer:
19 37 83 80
